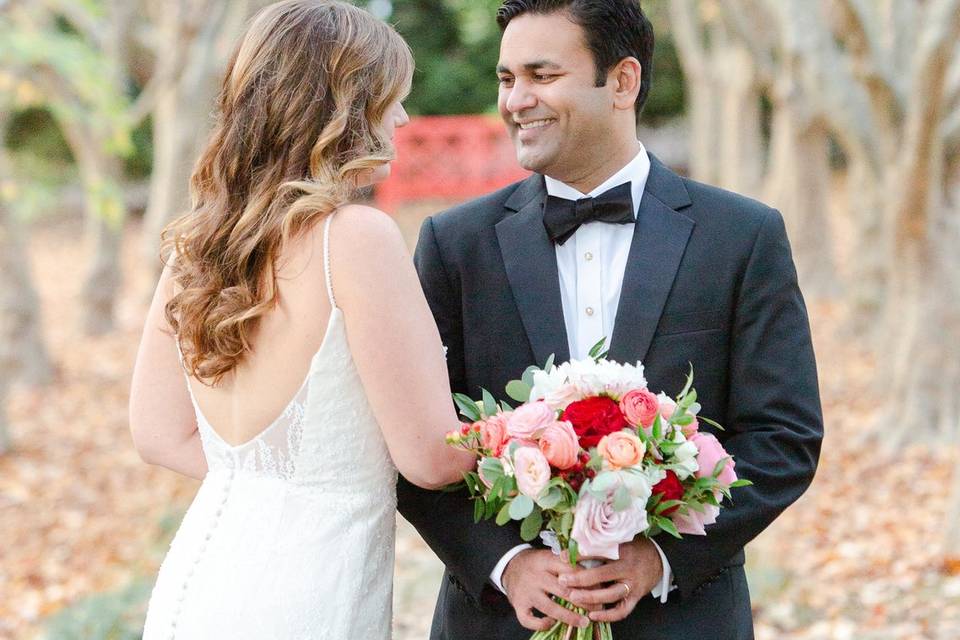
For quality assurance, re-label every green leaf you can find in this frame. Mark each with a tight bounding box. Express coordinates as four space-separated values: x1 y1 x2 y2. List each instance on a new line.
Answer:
473 498 484 523
568 539 579 565
679 364 695 398
729 479 753 488
509 494 535 520
588 337 607 359
657 516 682 539
453 393 481 421
479 458 505 484
500 400 514 412
712 456 732 478
505 380 531 403
520 508 543 541
560 511 573 537
655 499 684 515
673 415 693 426
699 415 725 431
679 388 698 410
484 498 499 519
652 414 663 440
495 502 513 526
481 388 498 417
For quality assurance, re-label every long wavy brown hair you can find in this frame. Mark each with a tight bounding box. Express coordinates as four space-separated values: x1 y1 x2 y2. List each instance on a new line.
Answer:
161 0 413 385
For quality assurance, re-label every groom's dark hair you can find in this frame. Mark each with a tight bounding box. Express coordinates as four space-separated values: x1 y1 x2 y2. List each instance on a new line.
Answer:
496 0 654 118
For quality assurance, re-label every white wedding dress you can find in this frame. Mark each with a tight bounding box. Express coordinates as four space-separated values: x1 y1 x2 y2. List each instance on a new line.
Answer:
143 214 397 639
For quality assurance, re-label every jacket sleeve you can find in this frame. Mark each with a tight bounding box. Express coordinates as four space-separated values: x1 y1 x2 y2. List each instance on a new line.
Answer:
656 208 824 597
395 215 526 604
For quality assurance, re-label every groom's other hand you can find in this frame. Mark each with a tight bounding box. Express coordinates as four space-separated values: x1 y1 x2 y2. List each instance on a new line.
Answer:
502 549 589 631
560 538 663 623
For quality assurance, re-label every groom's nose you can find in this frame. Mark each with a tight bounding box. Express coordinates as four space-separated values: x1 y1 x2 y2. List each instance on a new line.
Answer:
504 81 538 114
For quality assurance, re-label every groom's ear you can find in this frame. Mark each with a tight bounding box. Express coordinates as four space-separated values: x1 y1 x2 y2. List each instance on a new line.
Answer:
610 57 642 113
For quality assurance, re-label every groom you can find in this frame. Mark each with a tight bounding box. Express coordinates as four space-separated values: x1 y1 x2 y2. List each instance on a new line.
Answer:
397 1 823 638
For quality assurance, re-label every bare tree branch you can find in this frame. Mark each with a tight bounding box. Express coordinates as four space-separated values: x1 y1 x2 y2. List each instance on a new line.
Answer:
36 0 105 50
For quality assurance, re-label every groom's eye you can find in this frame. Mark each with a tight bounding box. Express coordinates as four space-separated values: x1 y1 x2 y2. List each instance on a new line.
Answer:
533 73 557 82
498 76 515 87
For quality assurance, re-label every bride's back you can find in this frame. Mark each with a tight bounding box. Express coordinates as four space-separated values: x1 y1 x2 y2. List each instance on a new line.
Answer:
185 229 330 447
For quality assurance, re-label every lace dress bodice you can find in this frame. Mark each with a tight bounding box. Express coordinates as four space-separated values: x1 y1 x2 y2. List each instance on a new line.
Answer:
143 214 397 639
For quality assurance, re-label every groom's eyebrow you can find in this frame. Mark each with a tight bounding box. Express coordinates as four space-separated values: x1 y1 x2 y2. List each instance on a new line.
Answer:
496 60 562 74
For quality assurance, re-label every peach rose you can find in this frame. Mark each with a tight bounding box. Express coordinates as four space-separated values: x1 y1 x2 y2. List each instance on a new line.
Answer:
506 401 555 440
480 413 510 456
514 446 551 499
538 420 580 470
597 431 644 469
619 389 660 427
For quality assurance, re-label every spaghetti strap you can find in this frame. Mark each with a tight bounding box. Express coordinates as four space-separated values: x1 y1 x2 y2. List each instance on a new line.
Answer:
322 213 337 308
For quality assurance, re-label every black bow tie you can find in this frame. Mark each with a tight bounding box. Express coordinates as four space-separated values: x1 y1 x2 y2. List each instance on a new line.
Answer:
542 182 634 246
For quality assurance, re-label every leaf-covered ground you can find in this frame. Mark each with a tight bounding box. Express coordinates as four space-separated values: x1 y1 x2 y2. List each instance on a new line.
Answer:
1 215 958 639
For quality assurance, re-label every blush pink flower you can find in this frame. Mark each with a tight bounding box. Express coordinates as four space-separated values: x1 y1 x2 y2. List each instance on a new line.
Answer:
514 446 551 499
673 503 720 536
506 401 555 440
538 420 580 470
690 432 737 485
658 395 677 423
619 389 660 427
571 488 648 559
596 431 644 469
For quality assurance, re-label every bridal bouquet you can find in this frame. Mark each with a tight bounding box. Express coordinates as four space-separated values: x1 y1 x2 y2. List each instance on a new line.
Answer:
445 341 750 640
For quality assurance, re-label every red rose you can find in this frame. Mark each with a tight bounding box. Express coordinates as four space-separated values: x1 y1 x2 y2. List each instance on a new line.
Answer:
561 396 628 449
652 470 684 515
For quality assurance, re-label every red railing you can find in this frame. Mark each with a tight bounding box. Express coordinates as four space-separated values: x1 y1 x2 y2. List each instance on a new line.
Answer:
374 115 530 210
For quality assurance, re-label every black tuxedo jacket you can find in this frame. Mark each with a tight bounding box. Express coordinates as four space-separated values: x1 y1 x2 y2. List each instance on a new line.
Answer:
397 155 823 640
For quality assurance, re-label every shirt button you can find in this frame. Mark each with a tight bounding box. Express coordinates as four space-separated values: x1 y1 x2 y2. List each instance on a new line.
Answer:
584 252 594 261
585 307 594 316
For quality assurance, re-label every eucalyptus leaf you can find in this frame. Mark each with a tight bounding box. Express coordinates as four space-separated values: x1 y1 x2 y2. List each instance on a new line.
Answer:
520 508 543 541
509 494 535 520
612 485 632 511
495 502 512 525
588 337 607 359
505 380 531 403
543 353 555 372
537 487 562 510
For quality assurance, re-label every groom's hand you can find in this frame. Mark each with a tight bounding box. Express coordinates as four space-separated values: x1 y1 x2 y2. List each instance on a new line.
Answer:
502 549 590 631
560 537 663 623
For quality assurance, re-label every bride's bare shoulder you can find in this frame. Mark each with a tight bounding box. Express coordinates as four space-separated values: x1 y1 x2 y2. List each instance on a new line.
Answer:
321 204 412 295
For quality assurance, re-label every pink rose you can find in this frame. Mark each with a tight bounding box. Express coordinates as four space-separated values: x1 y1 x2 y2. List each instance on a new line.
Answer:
480 413 510 456
571 488 648 560
514 446 551 499
619 389 660 427
690 432 737 485
596 431 644 469
507 401 555 440
538 420 580 470
673 503 719 536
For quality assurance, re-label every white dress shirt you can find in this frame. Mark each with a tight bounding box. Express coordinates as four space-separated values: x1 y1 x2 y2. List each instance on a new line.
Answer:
489 143 675 603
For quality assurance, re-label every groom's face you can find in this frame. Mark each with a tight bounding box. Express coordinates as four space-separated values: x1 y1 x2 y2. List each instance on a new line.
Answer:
497 12 617 181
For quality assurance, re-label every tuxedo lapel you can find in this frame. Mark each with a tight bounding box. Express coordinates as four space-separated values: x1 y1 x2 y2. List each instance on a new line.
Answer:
495 175 571 367
608 156 695 364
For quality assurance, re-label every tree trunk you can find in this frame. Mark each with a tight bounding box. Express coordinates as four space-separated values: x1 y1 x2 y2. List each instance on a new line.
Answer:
77 153 127 336
717 44 764 196
764 96 835 297
0 200 55 452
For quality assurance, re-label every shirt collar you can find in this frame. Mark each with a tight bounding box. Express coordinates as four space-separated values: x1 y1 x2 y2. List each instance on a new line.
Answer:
543 142 650 218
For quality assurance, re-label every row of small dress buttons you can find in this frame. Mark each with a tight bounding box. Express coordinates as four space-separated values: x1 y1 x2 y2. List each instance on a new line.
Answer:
168 468 235 639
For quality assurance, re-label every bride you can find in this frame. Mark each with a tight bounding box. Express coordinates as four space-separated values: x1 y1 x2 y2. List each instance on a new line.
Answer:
129 1 475 637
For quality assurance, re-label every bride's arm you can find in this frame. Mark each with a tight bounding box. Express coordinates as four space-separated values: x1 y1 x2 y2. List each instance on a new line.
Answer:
129 264 208 480
330 205 475 490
